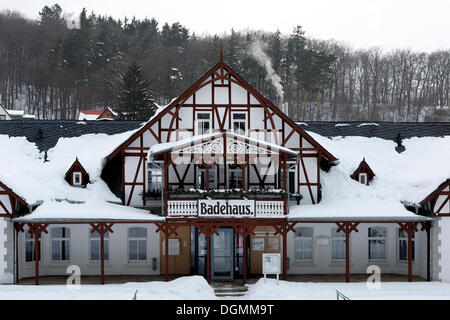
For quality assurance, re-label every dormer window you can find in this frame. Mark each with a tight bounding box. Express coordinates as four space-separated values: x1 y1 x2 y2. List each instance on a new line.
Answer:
73 172 82 186
351 158 375 186
65 158 89 187
359 173 367 185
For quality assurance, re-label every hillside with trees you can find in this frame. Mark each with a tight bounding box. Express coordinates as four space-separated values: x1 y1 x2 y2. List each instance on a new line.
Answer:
0 4 448 121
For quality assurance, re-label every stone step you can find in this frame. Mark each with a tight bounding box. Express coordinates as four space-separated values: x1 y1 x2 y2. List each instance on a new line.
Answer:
214 287 248 293
215 292 248 297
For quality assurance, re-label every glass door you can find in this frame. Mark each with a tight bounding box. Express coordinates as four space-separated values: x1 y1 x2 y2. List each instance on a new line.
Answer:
211 228 234 280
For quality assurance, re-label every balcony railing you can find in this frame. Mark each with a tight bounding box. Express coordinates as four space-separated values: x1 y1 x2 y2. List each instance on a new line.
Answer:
167 199 285 217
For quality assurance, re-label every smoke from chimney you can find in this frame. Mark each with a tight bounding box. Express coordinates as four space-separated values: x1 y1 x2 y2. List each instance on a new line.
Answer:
249 40 284 102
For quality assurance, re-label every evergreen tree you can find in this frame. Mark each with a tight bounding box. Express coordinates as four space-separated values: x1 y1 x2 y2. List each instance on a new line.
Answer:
116 62 155 120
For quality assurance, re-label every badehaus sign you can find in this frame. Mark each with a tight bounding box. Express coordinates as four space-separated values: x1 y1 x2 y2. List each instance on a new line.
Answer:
198 200 255 217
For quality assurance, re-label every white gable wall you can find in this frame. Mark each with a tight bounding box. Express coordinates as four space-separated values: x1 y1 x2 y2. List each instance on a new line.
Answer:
122 64 325 206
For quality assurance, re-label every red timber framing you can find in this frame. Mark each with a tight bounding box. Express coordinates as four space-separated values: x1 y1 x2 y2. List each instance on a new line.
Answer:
65 158 89 186
15 221 163 285
89 223 114 284
14 218 431 285
286 220 431 283
335 222 360 282
421 179 450 216
105 57 336 206
0 181 27 217
351 158 375 185
158 218 288 284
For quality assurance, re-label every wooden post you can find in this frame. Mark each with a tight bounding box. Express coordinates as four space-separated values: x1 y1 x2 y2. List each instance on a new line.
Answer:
34 230 39 285
205 165 210 191
283 228 287 280
336 222 359 283
345 230 350 283
243 233 247 285
100 230 105 285
408 227 413 282
15 227 19 284
426 226 431 281
206 233 211 283
165 228 169 282
163 154 168 216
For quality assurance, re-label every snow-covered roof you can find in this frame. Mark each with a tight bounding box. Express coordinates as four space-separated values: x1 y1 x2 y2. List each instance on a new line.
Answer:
0 130 140 205
288 199 432 222
13 200 164 223
148 131 298 158
78 110 103 121
301 131 450 211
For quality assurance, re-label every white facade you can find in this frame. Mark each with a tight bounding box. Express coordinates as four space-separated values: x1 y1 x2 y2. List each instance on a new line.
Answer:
18 224 160 279
286 223 428 279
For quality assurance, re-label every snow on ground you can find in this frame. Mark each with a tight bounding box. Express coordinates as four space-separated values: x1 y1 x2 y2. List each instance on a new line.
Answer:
243 278 450 300
0 276 216 300
288 133 450 220
1 276 450 300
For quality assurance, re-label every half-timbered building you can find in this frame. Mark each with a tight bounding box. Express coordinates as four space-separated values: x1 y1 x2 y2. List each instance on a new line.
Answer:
0 56 449 286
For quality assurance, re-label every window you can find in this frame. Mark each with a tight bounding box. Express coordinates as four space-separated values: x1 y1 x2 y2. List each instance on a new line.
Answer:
196 113 211 135
128 227 147 261
228 165 243 188
25 232 41 262
294 227 313 261
398 229 414 261
147 163 162 193
0 115 6 120
359 173 367 185
331 228 346 261
90 229 110 261
368 227 387 260
73 172 82 186
51 227 70 261
232 113 246 135
198 165 216 190
280 163 296 193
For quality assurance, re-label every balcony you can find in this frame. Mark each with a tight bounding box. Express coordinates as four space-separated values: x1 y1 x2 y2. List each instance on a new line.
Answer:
167 199 285 218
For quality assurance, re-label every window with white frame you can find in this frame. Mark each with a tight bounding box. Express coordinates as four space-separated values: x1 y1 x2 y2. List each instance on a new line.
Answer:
331 227 346 261
73 172 82 185
0 115 6 120
90 229 110 261
25 232 41 262
294 227 313 261
232 113 246 135
359 173 367 185
398 229 414 261
147 163 163 193
368 227 387 260
196 112 211 135
51 227 70 261
128 227 147 261
228 165 243 188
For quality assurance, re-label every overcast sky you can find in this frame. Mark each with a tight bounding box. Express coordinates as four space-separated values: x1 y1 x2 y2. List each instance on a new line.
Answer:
1 0 449 52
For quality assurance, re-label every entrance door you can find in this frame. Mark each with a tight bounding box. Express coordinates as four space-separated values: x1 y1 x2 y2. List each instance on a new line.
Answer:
211 228 234 280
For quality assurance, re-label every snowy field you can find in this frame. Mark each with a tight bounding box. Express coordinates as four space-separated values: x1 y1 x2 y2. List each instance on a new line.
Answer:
1 276 450 300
